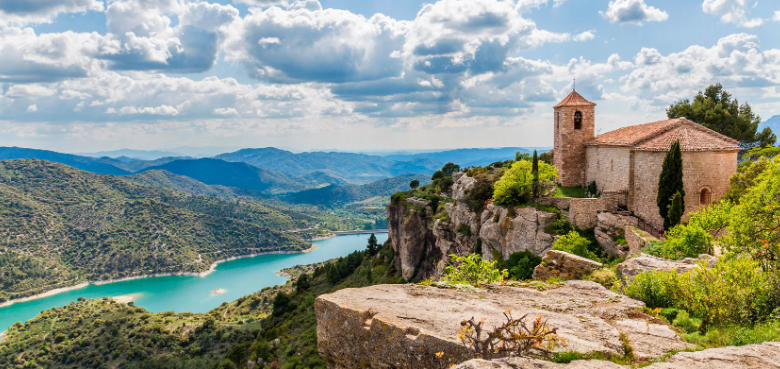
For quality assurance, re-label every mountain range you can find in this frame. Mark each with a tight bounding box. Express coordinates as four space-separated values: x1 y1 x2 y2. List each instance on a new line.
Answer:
384 147 550 167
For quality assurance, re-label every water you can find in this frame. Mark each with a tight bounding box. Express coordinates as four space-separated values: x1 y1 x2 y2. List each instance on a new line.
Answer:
0 233 388 334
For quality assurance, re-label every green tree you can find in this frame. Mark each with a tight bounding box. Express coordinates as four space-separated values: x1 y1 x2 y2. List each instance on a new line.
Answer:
724 157 771 203
432 170 446 181
494 160 557 206
295 274 310 293
667 191 684 229
667 83 776 149
409 180 420 189
442 162 461 176
657 140 685 230
532 150 540 198
552 231 599 261
366 233 380 256
539 151 554 165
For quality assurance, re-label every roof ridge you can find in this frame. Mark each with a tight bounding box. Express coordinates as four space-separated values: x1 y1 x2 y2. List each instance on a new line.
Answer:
629 118 687 147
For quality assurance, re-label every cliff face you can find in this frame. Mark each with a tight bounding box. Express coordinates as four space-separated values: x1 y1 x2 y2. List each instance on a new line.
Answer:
387 173 558 281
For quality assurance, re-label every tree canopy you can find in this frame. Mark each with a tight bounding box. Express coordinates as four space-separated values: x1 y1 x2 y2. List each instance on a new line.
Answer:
666 84 776 149
493 160 557 206
657 140 685 230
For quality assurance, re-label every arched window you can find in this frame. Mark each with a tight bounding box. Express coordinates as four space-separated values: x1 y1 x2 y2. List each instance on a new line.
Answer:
699 187 712 206
574 111 583 130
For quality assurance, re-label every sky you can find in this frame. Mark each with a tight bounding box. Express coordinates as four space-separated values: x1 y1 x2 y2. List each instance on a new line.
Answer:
1 0 780 153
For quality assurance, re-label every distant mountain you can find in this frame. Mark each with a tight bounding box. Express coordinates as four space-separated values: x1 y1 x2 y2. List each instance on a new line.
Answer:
127 169 244 199
98 156 192 172
215 148 441 183
283 174 432 208
78 149 183 160
140 158 312 194
385 147 550 167
0 147 129 175
760 115 780 140
0 159 309 302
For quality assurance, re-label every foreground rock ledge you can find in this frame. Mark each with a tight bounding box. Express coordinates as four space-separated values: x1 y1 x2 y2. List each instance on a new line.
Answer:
315 282 690 369
455 342 780 369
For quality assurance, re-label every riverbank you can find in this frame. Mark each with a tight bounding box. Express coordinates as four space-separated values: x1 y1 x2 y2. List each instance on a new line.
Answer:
0 245 318 309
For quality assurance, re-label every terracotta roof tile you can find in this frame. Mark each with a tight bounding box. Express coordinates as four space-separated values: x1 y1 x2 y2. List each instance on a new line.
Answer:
554 90 597 108
587 118 741 152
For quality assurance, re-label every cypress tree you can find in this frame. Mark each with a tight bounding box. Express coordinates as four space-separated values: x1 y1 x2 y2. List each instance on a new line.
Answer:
657 140 685 229
667 191 684 229
532 150 540 198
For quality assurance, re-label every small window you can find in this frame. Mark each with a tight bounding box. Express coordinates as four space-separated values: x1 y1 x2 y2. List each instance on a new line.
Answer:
574 111 583 130
699 187 712 206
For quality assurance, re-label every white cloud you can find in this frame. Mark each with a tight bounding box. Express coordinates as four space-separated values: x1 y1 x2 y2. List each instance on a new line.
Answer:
702 0 763 28
114 105 181 115
232 0 288 6
621 33 780 102
229 1 406 83
27 104 38 112
5 84 58 98
773 10 780 22
573 31 596 42
600 0 669 25
0 0 103 27
214 107 239 115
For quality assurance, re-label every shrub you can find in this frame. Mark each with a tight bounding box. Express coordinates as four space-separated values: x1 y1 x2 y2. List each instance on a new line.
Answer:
544 215 572 236
659 224 713 259
464 178 495 213
456 223 472 236
493 160 556 207
497 251 542 281
441 254 508 286
672 310 701 334
459 311 566 360
409 180 420 189
626 256 774 328
552 231 599 261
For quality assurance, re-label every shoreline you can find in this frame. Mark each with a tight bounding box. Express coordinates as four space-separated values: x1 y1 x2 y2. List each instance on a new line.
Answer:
0 245 318 309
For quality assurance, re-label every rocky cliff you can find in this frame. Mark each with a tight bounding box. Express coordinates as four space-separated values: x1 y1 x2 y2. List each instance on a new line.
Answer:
387 172 558 281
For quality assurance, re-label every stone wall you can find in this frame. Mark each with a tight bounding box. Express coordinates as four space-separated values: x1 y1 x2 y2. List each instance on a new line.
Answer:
585 146 631 192
532 250 603 281
625 226 658 256
534 196 571 211
568 198 603 229
631 150 738 229
554 105 595 187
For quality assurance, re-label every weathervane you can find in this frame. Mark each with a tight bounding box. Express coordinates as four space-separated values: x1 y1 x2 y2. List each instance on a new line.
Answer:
573 79 576 91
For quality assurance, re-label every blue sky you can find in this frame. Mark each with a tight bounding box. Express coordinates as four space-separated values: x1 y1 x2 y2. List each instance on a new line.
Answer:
1 0 779 153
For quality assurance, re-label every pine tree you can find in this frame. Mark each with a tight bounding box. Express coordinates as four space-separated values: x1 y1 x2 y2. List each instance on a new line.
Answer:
657 140 685 229
667 191 684 229
367 234 379 256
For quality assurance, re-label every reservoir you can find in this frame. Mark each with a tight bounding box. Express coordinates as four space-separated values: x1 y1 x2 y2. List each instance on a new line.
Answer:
0 233 388 334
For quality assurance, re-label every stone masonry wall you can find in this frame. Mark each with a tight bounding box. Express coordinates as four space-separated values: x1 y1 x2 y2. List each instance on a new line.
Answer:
532 250 603 281
554 105 595 187
586 146 631 193
631 150 738 229
568 198 603 229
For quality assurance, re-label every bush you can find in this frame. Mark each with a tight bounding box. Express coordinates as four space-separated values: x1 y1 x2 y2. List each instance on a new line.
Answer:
658 224 713 259
544 215 572 235
493 160 557 207
464 178 495 213
497 251 542 280
441 254 508 286
552 231 599 261
626 256 774 328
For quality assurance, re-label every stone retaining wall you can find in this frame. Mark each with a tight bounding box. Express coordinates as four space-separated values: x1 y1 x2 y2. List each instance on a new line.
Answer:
532 250 603 281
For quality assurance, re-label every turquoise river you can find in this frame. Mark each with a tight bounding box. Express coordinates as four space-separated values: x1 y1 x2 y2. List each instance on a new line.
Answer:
0 233 388 334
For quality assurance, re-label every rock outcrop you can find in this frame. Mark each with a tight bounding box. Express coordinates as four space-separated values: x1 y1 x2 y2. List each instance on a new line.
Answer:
616 254 718 284
387 173 559 281
315 282 690 369
532 250 603 281
454 342 780 369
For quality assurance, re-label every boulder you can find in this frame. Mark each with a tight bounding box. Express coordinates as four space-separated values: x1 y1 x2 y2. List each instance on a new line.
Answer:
315 282 689 369
453 342 780 369
532 250 603 281
616 254 718 284
479 204 556 260
624 226 658 256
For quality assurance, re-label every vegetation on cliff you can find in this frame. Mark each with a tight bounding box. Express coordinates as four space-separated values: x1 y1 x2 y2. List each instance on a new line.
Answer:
0 160 309 303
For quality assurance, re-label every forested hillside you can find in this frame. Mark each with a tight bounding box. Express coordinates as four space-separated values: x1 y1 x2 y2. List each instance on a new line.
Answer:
0 147 130 175
283 174 431 208
0 160 310 303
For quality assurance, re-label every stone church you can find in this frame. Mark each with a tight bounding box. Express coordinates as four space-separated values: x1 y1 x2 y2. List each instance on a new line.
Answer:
552 90 740 229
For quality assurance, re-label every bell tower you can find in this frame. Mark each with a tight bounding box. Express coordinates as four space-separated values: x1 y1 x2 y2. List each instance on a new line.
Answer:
553 89 596 187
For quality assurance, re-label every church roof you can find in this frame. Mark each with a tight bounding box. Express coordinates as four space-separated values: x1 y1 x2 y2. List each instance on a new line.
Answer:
587 118 742 152
554 90 597 108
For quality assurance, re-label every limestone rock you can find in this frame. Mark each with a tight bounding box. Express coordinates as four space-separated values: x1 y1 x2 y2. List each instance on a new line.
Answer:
532 250 603 281
644 342 780 369
453 358 624 369
315 282 687 369
625 226 658 256
616 254 717 284
479 203 556 260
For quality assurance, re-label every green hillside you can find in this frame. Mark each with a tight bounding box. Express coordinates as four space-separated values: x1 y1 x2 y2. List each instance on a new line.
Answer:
283 174 432 208
0 147 129 175
140 158 312 194
0 160 310 303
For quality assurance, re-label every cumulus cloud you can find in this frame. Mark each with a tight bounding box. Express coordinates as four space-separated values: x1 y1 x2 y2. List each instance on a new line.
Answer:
214 107 239 115
600 0 669 25
573 31 596 42
621 33 780 103
232 0 288 6
702 0 763 28
228 1 406 83
775 11 780 22
0 0 104 27
27 104 38 112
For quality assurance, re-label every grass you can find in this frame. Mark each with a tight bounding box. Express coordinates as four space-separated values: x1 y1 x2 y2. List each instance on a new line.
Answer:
554 184 589 198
